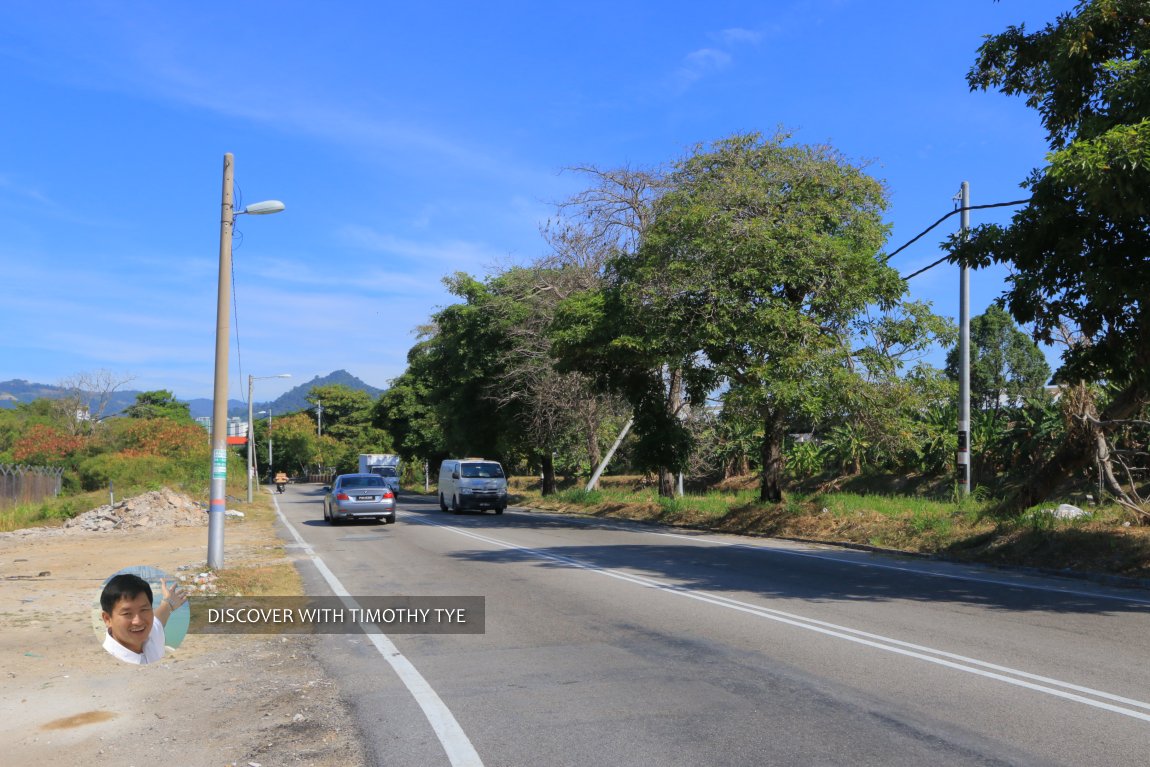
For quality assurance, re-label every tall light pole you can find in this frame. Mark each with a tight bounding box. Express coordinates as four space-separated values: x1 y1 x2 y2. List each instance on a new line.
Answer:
208 152 285 570
247 373 291 502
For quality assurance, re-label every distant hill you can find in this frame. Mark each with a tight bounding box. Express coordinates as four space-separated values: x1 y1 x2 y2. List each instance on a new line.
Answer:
0 371 383 419
0 379 142 416
204 369 384 418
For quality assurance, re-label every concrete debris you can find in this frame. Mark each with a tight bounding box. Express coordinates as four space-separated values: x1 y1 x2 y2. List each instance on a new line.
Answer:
1041 503 1089 519
63 488 208 531
1 488 218 538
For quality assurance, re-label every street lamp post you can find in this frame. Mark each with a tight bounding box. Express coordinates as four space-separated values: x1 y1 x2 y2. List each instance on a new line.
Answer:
247 373 291 503
208 152 285 570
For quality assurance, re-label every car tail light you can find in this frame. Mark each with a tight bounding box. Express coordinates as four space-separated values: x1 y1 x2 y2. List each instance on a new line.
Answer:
336 492 351 501
383 491 394 499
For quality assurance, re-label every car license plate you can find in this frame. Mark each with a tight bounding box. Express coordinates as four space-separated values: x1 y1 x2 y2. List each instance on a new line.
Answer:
356 495 376 501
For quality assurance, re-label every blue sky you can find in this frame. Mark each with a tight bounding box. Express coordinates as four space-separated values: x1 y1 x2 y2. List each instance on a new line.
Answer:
0 1 1073 403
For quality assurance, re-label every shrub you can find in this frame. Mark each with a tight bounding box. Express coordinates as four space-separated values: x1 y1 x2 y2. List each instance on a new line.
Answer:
77 452 209 494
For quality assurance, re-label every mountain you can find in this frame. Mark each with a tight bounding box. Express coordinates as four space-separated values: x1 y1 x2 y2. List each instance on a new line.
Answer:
0 379 142 416
0 371 384 419
261 370 384 415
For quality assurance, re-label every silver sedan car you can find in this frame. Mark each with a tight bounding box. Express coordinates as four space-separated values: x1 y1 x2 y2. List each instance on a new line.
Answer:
323 473 396 525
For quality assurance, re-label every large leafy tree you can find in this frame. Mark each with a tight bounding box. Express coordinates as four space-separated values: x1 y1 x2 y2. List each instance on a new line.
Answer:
549 166 705 497
601 132 934 502
949 0 1150 510
416 274 525 461
123 390 193 422
945 304 1050 414
373 343 447 464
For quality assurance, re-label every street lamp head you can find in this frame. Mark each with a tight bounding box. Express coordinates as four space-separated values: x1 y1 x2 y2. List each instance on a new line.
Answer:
241 200 286 215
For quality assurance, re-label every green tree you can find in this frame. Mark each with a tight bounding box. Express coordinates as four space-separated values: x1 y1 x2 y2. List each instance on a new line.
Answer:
373 349 446 464
415 274 525 462
304 383 391 460
122 390 193 421
612 132 928 503
549 164 694 497
944 304 1050 415
267 412 322 477
949 0 1150 510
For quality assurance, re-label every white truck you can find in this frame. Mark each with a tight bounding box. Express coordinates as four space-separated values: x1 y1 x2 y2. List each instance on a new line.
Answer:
358 454 401 493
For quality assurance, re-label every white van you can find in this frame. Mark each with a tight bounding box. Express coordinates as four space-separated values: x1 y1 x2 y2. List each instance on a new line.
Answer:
438 458 508 515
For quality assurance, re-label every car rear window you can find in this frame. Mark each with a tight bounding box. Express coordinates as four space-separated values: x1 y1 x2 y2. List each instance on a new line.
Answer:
340 476 386 489
461 462 505 479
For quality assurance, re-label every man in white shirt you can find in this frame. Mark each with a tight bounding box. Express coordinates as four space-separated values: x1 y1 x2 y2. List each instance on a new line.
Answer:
100 573 187 665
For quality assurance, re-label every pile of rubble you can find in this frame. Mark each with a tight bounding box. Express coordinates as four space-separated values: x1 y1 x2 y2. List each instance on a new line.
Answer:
63 487 208 532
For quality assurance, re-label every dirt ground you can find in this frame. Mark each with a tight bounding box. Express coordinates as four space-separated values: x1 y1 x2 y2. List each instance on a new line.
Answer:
0 504 367 766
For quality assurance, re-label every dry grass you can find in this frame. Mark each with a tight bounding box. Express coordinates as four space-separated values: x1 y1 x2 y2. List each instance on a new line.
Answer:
513 476 1150 581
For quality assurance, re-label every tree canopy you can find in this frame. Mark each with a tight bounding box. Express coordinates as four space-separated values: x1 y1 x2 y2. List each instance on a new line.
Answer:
946 0 1150 510
557 132 947 502
951 0 1150 391
123 390 193 421
945 304 1050 412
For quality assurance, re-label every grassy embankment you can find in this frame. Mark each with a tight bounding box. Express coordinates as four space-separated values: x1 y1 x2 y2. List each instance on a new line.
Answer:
508 476 1150 580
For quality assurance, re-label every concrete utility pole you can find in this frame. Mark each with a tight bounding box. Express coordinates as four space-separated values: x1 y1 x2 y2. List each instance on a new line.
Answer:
957 181 972 496
206 153 284 569
247 374 291 502
207 154 236 569
586 418 634 492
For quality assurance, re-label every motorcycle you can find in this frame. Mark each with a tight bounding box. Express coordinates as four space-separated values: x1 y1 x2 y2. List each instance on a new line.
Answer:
276 482 285 494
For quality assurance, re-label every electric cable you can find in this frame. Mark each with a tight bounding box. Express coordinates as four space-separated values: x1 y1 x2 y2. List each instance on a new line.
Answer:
883 198 1031 280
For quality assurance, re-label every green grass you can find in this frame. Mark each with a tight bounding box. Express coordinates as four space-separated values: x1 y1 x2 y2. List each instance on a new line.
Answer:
0 490 109 532
520 478 1150 577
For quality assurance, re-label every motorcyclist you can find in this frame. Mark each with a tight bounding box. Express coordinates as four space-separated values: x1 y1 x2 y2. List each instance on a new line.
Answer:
274 471 288 494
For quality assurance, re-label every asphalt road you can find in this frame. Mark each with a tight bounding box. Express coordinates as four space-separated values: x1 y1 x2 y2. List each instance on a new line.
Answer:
271 484 1150 766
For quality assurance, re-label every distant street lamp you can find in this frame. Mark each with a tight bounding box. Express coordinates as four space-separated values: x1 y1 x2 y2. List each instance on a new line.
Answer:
247 373 291 502
208 152 285 570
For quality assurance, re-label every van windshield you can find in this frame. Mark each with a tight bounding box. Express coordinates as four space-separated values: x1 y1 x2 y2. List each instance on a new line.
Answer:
372 467 397 477
461 462 504 479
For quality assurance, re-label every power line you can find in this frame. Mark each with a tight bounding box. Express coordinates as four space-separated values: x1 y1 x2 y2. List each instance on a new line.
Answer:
884 198 1031 279
901 253 952 281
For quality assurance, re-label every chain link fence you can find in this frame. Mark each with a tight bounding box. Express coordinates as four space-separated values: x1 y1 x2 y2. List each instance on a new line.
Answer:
0 464 64 508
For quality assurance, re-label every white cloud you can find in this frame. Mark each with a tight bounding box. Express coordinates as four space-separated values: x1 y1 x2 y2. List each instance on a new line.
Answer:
670 47 734 93
717 28 763 45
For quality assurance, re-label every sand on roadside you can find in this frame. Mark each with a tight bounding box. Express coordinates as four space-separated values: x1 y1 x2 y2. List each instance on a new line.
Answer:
0 493 367 766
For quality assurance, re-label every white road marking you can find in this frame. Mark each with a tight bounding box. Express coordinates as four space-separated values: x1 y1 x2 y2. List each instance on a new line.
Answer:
507 507 1150 606
646 528 1150 606
413 516 1150 724
275 497 484 767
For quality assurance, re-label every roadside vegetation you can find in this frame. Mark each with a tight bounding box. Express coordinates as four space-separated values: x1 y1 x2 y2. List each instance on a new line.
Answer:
3 3 1149 581
511 476 1150 581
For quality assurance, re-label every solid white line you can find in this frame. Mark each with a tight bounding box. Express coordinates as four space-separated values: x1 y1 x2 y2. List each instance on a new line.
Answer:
413 516 1150 724
275 497 484 767
645 529 1150 606
517 507 1150 606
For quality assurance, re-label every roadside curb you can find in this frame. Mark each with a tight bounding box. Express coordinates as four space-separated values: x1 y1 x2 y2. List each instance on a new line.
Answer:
513 502 1150 593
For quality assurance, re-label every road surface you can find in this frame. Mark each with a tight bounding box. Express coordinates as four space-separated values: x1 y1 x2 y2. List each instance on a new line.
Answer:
271 484 1150 766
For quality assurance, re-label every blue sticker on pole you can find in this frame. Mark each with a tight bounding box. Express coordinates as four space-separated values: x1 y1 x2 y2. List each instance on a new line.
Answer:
212 448 228 479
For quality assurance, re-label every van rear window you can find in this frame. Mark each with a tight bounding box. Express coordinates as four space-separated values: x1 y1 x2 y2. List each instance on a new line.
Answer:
461 462 504 479
341 476 386 488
